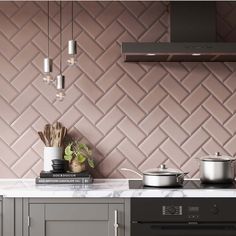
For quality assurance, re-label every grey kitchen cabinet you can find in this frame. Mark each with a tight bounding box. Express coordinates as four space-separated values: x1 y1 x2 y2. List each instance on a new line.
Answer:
3 198 25 236
26 198 128 236
0 198 3 236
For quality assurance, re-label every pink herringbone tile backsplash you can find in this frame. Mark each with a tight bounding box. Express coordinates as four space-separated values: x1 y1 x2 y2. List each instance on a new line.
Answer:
0 1 236 178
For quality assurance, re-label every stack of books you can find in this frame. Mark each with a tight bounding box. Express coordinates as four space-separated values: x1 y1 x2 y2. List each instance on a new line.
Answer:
35 171 93 184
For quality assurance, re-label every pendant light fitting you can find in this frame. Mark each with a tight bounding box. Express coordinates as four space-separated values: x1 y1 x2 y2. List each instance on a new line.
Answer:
56 74 65 101
56 1 65 101
67 1 77 66
43 1 54 84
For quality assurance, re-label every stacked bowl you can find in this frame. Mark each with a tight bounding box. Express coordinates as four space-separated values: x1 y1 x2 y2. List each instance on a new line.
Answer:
51 159 68 173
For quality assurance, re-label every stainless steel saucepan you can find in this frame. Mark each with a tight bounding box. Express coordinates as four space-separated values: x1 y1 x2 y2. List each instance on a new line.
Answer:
121 164 188 187
197 152 236 184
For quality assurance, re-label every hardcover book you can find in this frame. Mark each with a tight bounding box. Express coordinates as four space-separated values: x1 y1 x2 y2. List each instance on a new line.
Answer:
40 171 91 178
35 176 93 184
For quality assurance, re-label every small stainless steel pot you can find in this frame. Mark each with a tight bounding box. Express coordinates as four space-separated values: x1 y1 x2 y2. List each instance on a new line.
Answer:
198 152 236 184
121 165 188 187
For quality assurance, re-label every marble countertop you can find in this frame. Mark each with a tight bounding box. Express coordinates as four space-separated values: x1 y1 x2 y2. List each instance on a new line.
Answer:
0 179 236 198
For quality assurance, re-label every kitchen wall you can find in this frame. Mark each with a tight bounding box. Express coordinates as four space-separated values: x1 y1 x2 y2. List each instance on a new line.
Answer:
0 1 236 178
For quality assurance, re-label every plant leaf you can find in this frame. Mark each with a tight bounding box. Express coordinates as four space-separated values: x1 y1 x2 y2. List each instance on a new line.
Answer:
87 149 92 156
83 144 89 152
88 158 95 168
79 143 90 152
77 154 86 163
64 155 72 161
78 143 85 149
65 145 73 156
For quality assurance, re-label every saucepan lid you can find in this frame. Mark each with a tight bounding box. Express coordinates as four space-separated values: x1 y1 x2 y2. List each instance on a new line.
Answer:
144 164 188 176
199 152 236 162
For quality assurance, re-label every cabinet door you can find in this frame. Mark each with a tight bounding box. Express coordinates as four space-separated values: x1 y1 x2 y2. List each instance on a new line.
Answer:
109 204 125 236
29 203 124 236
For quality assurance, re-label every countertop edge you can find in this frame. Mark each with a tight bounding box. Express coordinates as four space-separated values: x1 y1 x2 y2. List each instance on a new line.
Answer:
0 179 235 198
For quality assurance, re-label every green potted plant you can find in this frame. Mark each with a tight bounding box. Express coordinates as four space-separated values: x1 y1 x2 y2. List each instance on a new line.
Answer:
64 140 95 173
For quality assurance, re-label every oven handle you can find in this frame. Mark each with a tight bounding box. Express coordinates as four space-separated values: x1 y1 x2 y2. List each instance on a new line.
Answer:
147 223 236 231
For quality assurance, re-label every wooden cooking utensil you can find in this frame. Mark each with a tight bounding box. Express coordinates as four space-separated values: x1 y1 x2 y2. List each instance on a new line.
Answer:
60 126 67 146
38 131 46 146
53 122 61 131
53 128 60 147
59 129 63 147
43 122 67 147
44 124 51 147
52 122 60 147
62 127 67 140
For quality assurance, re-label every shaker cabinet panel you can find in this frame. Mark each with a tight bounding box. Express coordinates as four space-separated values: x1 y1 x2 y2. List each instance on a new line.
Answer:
29 202 125 236
3 198 12 236
0 200 2 236
46 221 108 236
45 204 109 220
29 204 44 236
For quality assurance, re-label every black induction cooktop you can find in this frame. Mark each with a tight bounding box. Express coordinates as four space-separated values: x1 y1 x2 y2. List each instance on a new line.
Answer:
129 179 236 189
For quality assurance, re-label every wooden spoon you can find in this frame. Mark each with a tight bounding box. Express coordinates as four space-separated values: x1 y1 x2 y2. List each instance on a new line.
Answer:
53 128 59 147
44 124 51 147
38 131 46 146
62 127 67 140
50 125 55 147
52 122 64 147
56 122 62 130
59 127 67 147
51 125 57 147
53 121 61 130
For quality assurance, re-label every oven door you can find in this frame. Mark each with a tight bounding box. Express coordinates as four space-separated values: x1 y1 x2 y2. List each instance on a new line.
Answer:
131 222 236 236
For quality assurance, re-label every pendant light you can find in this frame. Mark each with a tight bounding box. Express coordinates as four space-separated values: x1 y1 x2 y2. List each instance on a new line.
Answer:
43 1 53 84
67 1 77 66
56 1 65 101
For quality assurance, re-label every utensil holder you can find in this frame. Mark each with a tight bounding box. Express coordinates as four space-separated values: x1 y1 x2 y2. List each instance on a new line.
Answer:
43 147 63 171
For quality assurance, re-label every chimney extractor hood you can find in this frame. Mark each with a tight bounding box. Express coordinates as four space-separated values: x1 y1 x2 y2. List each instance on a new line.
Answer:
122 2 236 62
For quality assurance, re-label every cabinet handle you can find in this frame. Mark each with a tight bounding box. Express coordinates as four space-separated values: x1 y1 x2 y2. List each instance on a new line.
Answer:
114 210 119 236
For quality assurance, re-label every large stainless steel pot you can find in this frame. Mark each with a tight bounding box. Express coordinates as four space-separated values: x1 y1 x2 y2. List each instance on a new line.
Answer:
198 152 236 184
121 164 188 187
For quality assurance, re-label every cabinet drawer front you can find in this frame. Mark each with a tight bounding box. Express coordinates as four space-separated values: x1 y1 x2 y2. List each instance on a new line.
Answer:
45 204 108 220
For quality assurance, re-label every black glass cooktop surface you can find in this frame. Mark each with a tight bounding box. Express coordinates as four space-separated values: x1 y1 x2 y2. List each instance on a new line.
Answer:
129 180 236 189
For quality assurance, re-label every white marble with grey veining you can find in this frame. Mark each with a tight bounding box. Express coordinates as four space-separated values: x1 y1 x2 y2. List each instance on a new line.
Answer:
0 179 236 198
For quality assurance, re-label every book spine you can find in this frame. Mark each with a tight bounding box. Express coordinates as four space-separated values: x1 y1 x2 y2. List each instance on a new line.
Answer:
40 172 90 178
40 173 80 178
36 178 93 184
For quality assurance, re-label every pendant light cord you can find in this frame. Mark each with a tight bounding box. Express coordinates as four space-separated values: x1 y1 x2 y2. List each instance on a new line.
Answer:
60 1 62 74
72 1 74 39
47 1 50 58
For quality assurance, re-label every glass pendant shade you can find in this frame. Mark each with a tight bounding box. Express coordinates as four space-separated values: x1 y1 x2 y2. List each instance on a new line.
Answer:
56 74 65 101
68 40 77 55
67 40 77 65
44 58 52 73
43 58 53 84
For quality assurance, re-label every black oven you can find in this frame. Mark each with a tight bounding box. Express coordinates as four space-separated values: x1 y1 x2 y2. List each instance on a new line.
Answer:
131 198 236 236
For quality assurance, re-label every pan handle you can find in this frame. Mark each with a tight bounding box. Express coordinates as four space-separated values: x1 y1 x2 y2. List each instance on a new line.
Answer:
176 172 188 183
120 168 143 178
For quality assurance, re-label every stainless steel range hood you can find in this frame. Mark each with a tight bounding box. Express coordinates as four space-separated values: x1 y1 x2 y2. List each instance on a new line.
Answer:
122 2 236 62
